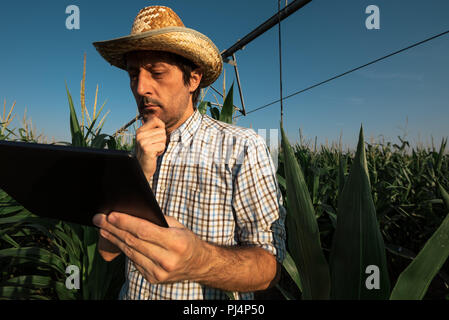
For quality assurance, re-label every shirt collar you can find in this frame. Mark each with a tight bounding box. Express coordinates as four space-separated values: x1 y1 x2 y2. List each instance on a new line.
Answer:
168 108 202 145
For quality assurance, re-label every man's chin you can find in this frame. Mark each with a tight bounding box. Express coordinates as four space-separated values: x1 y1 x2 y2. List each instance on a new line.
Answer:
141 108 164 122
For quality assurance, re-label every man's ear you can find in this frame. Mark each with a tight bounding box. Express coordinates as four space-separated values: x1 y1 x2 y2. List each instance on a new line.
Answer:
189 69 203 92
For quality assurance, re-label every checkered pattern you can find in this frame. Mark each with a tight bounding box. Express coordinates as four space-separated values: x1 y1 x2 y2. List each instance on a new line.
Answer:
119 109 286 300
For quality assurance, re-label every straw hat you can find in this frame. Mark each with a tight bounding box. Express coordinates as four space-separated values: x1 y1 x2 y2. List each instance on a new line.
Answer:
93 5 222 87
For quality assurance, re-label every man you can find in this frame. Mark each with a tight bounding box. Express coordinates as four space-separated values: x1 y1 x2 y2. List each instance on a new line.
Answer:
92 5 286 300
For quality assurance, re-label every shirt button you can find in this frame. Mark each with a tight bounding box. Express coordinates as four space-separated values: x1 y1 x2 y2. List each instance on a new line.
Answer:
159 186 165 192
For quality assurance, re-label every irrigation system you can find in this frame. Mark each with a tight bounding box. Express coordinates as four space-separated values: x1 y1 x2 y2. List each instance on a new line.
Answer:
114 0 311 136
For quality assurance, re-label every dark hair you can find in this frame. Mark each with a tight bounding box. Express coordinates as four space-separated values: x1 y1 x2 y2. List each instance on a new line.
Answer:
167 52 202 108
125 50 202 107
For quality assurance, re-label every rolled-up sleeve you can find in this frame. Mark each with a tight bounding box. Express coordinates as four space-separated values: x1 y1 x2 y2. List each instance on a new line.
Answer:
231 133 286 263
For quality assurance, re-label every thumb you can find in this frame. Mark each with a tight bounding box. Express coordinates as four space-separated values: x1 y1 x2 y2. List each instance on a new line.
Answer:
165 216 185 228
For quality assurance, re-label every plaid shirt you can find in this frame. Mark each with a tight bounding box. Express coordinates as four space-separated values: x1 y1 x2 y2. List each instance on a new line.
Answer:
119 108 286 300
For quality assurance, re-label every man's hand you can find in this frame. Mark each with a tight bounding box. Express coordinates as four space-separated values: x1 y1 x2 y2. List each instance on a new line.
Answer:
135 115 167 181
92 212 208 284
92 212 278 292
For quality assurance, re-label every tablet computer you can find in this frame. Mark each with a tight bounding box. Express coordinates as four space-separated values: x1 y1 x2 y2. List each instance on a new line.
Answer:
0 140 168 228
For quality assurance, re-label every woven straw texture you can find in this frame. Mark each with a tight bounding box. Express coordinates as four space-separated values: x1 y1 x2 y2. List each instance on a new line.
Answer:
93 6 222 87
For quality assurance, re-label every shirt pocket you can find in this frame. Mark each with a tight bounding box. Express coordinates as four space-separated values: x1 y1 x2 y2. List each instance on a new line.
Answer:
177 185 235 245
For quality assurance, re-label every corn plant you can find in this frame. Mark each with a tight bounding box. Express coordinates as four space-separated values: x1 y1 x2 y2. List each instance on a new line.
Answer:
280 121 332 299
0 55 125 299
57 54 125 299
0 101 49 144
0 100 16 141
198 83 235 123
0 188 124 300
329 127 390 299
279 124 449 299
66 54 111 149
390 182 449 299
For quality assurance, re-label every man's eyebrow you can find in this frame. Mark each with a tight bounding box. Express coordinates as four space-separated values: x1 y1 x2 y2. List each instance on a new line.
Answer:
127 63 167 72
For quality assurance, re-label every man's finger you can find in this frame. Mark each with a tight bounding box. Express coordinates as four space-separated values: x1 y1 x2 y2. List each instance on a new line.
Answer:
136 127 166 141
93 213 135 245
106 211 169 248
100 228 165 283
95 214 171 267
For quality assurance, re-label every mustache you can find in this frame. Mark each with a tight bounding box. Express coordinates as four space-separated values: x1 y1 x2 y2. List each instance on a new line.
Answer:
140 96 163 108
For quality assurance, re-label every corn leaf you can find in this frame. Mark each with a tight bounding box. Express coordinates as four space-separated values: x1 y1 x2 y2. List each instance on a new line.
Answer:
66 82 85 147
82 226 98 299
390 182 449 300
0 286 50 300
219 83 234 124
91 134 109 149
55 281 78 300
210 107 220 120
84 99 108 139
198 101 211 115
0 233 20 248
282 251 302 291
0 205 28 216
1 275 54 288
330 126 390 299
280 123 330 300
311 166 320 205
53 228 79 260
0 247 66 275
106 137 117 151
435 138 447 173
276 283 295 300
338 155 347 196
277 173 286 190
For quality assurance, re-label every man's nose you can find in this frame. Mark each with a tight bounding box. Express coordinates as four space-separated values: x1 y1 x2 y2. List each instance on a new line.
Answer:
136 69 155 97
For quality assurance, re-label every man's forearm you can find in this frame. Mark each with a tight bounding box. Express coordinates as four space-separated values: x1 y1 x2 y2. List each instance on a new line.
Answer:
193 242 279 292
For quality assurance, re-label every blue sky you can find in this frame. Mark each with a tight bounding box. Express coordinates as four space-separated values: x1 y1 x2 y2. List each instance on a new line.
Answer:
0 0 448 150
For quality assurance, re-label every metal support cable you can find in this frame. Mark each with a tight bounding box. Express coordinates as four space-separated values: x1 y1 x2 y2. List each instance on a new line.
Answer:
235 29 449 118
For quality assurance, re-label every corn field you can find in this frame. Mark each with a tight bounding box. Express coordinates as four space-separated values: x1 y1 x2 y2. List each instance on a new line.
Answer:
274 130 449 300
1 57 448 300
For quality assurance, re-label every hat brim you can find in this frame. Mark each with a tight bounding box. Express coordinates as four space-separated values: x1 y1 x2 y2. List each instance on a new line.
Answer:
93 26 222 88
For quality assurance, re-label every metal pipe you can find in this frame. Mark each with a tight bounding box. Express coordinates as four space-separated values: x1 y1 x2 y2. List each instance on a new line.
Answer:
220 0 312 59
232 54 246 116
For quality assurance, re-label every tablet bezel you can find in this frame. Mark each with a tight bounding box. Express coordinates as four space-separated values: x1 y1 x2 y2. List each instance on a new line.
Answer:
0 140 168 228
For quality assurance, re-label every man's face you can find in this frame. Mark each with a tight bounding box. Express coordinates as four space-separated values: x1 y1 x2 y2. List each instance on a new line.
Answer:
126 51 201 132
